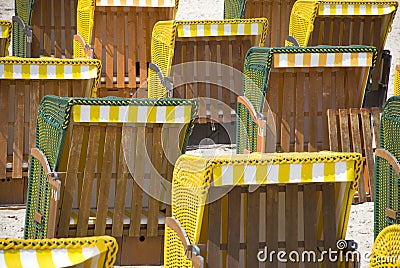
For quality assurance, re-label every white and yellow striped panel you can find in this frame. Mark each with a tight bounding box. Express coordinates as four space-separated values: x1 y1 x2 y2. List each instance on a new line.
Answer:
273 51 374 68
0 241 107 268
213 159 355 186
96 0 175 6
0 22 11 39
0 62 98 80
318 3 397 16
73 104 192 123
177 19 267 38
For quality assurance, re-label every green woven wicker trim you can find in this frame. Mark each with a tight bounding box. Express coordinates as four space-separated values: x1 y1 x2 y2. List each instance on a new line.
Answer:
15 0 34 22
223 0 246 19
174 18 268 25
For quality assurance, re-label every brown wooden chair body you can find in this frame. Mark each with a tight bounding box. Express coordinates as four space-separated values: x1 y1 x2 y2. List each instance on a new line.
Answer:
164 152 362 268
0 57 100 205
327 108 381 203
25 96 197 265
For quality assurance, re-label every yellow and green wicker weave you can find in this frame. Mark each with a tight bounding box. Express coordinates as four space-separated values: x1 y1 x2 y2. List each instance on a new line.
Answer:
371 225 400 267
395 65 400 96
0 236 117 267
12 0 33 57
74 0 95 58
164 152 362 267
0 20 11 56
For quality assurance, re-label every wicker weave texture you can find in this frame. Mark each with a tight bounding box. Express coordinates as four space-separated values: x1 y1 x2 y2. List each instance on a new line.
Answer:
371 224 400 267
375 97 400 238
74 0 95 58
395 66 400 96
12 0 33 57
0 20 11 56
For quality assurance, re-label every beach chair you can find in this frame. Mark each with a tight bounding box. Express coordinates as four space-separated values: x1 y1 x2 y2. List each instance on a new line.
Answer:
25 96 197 265
287 0 398 108
327 108 381 203
395 64 400 96
0 236 117 267
370 224 400 267
237 45 377 154
373 96 400 238
149 18 268 126
164 152 362 267
74 0 179 97
224 0 296 47
0 57 101 205
0 21 12 56
13 0 78 58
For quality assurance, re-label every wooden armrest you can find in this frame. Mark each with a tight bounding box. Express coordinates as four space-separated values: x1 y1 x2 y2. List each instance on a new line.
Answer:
73 34 93 58
31 148 51 174
237 96 267 153
166 217 204 268
375 148 400 176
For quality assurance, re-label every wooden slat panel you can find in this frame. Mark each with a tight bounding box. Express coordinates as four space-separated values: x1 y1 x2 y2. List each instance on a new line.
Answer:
295 72 305 152
322 183 336 268
173 41 184 98
54 0 62 57
117 12 126 88
371 18 383 90
129 126 145 237
327 109 339 152
266 185 278 268
280 0 288 46
308 72 318 152
282 72 293 152
247 188 260 268
139 12 148 85
58 125 85 237
351 19 361 45
209 40 219 121
13 80 25 179
342 18 351 45
335 70 345 108
43 0 52 56
347 69 357 107
371 108 381 148
127 11 138 89
267 73 279 152
31 0 41 57
185 42 195 99
349 109 366 202
220 40 232 122
94 126 117 236
112 127 129 237
332 20 340 46
93 11 103 66
227 187 241 268
338 109 351 152
197 41 207 123
303 184 317 268
270 1 279 47
322 70 332 150
286 184 298 268
105 12 115 88
76 126 101 237
64 0 74 58
148 125 163 237
207 198 222 267
0 80 9 178
361 109 375 201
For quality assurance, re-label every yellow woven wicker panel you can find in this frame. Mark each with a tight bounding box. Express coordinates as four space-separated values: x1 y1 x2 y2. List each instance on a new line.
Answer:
395 65 400 96
273 51 374 68
0 21 11 39
96 0 176 7
73 104 193 123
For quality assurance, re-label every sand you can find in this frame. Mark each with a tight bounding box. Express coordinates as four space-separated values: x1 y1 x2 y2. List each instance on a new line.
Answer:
0 0 399 267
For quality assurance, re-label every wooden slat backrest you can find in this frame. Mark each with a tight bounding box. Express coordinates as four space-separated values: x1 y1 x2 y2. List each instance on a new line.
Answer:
93 6 175 97
242 0 296 47
267 67 365 153
204 184 341 267
31 0 77 58
327 108 381 202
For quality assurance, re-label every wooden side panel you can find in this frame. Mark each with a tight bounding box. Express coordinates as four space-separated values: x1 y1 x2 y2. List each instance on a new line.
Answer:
322 183 337 268
266 185 278 268
286 184 298 268
303 184 317 268
207 197 222 267
308 71 318 152
281 72 293 152
327 109 339 152
338 109 351 152
361 109 375 201
12 80 25 179
295 72 305 152
246 188 260 268
227 187 241 268
0 80 9 179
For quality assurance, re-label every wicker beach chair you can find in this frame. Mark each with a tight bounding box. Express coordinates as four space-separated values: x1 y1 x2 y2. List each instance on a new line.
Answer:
224 0 296 47
0 20 12 56
164 152 362 267
0 236 117 267
149 19 268 125
373 96 400 238
237 45 377 154
25 96 197 265
0 57 101 205
327 108 381 203
370 224 400 267
73 0 179 97
287 0 398 108
12 0 33 57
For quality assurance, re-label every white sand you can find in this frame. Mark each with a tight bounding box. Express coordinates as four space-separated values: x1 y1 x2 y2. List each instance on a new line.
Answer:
0 0 399 267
